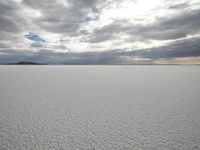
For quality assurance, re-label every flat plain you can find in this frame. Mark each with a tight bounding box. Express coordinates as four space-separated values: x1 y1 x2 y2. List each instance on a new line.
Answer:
0 65 200 150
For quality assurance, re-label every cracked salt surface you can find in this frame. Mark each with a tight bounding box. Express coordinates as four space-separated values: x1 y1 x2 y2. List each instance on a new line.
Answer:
0 65 200 150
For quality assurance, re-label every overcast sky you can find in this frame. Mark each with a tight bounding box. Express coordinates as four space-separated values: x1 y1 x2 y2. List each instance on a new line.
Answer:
0 0 200 64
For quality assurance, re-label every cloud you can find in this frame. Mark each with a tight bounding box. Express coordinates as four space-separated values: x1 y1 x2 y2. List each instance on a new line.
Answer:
0 0 200 64
0 1 22 33
23 0 104 35
88 9 200 43
125 36 200 59
169 3 189 9
1 36 200 64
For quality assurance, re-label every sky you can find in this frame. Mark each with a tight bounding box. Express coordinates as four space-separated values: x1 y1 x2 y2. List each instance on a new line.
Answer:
0 0 200 64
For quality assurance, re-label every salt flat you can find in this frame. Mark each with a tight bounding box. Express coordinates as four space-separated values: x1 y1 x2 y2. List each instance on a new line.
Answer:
0 65 200 150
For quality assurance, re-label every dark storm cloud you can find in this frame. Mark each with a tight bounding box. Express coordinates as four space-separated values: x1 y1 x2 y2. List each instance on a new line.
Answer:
1 36 199 64
89 9 200 43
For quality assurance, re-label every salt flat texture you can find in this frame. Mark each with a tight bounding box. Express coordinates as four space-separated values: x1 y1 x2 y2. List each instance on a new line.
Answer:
0 65 200 150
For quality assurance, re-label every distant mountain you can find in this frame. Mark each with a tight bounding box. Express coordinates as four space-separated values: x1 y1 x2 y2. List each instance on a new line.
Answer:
7 61 46 65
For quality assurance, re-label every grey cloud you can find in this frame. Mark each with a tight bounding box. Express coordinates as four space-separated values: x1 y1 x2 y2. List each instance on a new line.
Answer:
0 15 21 33
87 20 128 43
0 1 33 49
169 3 189 9
23 0 104 35
148 9 200 40
1 36 199 64
0 41 11 48
89 9 200 43
31 43 43 48
0 0 200 63
119 37 200 59
0 1 21 32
